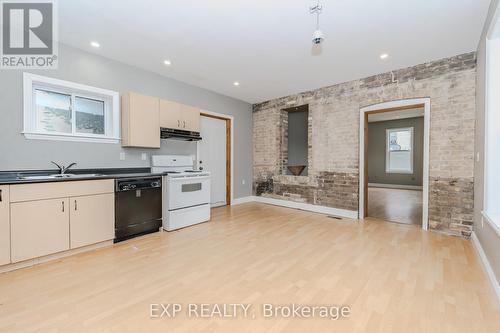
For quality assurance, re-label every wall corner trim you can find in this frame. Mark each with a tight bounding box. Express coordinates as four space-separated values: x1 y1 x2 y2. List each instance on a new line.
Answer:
232 196 359 219
471 231 500 301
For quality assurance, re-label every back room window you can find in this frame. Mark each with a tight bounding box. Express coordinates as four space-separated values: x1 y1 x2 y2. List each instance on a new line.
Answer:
386 127 414 174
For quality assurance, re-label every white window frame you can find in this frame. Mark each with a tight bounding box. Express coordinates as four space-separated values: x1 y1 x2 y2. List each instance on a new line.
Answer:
23 73 120 144
385 127 414 174
482 8 500 235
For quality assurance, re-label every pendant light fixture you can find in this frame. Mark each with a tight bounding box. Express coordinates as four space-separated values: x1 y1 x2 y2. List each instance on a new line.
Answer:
310 0 324 45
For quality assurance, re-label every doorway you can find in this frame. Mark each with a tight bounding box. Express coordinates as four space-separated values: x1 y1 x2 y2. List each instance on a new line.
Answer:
359 98 430 229
198 112 232 207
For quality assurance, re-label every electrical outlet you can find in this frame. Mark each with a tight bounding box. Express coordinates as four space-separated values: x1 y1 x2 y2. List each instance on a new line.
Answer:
120 152 125 161
476 152 480 162
242 179 245 185
141 153 147 161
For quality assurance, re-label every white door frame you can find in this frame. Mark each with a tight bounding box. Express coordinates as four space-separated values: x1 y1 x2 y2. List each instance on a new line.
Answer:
197 110 234 205
359 98 431 230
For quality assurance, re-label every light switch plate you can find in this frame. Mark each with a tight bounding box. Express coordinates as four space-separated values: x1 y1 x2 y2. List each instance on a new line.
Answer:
120 152 126 161
242 179 246 185
141 153 147 161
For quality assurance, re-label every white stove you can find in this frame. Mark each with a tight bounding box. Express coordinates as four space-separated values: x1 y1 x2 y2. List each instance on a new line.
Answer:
152 155 211 231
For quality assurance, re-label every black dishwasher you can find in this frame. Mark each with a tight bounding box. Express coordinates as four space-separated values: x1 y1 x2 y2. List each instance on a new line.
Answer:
115 177 162 243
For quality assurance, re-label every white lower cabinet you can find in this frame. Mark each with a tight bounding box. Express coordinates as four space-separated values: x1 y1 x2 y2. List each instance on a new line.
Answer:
0 186 11 266
70 193 114 249
7 180 115 264
11 198 70 263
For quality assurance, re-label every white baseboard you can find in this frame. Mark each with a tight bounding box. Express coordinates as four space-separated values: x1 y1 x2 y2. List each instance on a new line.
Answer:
244 196 357 219
231 196 256 205
231 196 358 219
368 183 423 190
471 232 500 301
0 240 113 274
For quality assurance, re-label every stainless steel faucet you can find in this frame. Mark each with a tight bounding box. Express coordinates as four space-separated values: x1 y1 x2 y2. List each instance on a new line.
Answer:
51 161 77 175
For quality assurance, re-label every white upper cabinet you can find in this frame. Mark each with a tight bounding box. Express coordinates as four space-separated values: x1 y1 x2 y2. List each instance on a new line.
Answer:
160 99 200 132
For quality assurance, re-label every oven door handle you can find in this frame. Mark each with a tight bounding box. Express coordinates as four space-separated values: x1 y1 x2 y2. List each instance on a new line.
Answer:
169 175 211 181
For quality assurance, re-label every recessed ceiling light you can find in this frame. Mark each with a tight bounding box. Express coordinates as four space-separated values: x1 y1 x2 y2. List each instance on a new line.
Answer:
380 53 389 60
233 81 240 86
90 41 100 48
163 60 172 66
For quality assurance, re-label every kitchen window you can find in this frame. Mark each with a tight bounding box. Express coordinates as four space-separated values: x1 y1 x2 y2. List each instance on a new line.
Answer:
23 73 120 143
386 127 413 174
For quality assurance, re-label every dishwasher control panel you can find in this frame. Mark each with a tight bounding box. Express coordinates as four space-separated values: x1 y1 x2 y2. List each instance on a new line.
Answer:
115 177 162 192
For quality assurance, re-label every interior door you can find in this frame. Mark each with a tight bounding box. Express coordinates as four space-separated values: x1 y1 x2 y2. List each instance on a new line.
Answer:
198 116 227 207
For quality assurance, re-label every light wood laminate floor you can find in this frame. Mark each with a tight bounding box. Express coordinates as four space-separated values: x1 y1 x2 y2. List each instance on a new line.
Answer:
0 203 498 332
368 187 423 225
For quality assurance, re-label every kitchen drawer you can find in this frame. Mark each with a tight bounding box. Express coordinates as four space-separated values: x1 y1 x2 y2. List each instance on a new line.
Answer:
10 179 114 202
164 204 210 231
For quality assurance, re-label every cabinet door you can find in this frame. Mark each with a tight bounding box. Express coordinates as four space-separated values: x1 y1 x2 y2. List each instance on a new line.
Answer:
11 198 70 263
181 104 200 132
0 186 10 266
70 193 115 249
160 99 182 129
122 92 160 148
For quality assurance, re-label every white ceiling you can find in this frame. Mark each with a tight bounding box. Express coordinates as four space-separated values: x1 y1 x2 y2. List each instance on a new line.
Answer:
368 108 424 123
58 0 491 104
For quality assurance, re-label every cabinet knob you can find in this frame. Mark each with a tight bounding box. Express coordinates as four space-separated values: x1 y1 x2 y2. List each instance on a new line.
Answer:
0 189 2 202
74 200 77 211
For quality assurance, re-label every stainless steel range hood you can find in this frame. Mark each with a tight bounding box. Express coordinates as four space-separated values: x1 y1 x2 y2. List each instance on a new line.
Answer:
160 128 202 141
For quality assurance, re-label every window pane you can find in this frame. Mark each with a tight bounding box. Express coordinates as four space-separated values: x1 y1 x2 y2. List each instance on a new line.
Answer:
75 96 105 135
387 128 413 173
389 130 411 151
35 89 72 133
389 151 412 172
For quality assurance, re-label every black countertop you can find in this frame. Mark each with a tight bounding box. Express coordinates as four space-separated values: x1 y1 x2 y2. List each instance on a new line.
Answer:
0 168 164 185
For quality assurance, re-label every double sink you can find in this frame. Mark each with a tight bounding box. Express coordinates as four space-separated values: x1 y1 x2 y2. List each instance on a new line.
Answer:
18 173 104 180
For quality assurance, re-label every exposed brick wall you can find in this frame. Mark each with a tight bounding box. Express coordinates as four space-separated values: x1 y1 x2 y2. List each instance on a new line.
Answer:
429 177 474 237
253 52 476 238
